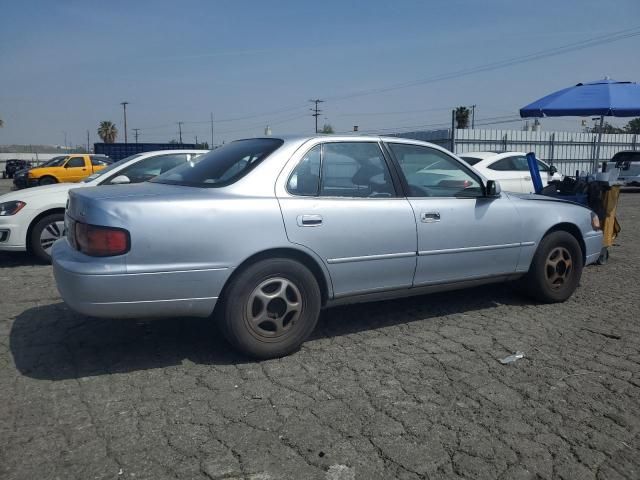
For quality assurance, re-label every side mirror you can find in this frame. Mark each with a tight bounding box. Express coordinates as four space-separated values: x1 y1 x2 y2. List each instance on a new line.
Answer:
109 175 130 185
485 179 502 197
549 165 558 175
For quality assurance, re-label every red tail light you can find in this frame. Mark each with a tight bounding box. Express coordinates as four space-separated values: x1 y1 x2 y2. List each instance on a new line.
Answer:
74 222 130 257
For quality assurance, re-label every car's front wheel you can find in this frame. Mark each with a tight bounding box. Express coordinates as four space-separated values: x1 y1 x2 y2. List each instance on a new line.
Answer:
38 176 57 186
219 258 321 359
29 213 65 263
522 231 583 303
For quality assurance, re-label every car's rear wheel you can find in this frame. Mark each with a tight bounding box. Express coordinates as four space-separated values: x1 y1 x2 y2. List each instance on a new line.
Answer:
522 231 583 303
219 258 321 359
38 176 58 186
30 213 65 263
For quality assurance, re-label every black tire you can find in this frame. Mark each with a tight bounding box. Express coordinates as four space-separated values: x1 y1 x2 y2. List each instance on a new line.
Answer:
38 176 57 186
521 231 583 303
29 213 65 263
219 258 321 359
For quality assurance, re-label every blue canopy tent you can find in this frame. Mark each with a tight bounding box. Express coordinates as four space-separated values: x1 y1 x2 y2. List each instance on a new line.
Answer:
520 79 640 171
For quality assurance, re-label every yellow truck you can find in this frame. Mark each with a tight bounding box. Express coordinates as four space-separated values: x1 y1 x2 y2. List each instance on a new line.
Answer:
28 154 112 186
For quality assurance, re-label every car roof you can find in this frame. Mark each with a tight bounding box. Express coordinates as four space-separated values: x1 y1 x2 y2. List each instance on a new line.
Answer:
461 151 527 159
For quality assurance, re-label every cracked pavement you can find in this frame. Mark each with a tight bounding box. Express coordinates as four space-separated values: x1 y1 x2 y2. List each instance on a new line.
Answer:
1 179 639 479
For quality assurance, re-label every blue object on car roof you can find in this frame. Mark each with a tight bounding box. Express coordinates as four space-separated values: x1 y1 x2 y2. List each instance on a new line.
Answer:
520 79 640 117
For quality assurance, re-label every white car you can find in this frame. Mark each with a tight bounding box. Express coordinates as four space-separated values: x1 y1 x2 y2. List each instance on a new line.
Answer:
459 151 563 193
0 149 207 262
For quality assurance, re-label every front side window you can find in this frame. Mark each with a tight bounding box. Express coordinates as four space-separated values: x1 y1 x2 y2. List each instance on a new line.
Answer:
536 160 550 172
66 157 85 168
510 156 530 171
387 143 483 197
152 138 284 187
105 154 189 185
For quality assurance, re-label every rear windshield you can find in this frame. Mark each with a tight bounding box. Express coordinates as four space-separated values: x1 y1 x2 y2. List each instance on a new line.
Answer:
151 138 284 187
461 156 482 166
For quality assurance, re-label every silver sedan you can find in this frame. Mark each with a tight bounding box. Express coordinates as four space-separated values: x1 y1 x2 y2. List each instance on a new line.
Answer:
52 136 603 358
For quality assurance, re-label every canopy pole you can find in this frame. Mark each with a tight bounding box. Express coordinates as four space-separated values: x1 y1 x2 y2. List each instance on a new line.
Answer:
594 115 604 172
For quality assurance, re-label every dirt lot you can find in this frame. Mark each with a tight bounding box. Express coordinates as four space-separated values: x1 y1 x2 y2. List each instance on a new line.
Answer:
1 178 639 480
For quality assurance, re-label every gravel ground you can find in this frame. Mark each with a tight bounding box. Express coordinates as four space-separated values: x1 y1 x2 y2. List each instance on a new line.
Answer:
1 178 639 480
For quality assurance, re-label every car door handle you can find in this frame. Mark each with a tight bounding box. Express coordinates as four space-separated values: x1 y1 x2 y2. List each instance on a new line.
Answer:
420 212 440 223
297 214 323 227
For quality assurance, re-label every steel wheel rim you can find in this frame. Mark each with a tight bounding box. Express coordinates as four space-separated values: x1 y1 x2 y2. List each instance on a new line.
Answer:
245 277 302 339
40 220 65 255
545 246 573 289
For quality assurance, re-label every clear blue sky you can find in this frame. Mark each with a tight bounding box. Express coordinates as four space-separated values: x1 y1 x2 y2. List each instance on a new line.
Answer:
1 0 639 146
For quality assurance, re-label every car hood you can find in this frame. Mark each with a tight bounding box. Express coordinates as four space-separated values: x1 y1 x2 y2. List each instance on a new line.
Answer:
0 182 81 202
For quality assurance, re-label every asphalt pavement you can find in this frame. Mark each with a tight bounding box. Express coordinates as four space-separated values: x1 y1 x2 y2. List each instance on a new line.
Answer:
1 178 639 479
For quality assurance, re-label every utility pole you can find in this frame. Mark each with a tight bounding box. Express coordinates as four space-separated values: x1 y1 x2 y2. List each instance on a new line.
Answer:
133 128 140 144
309 99 324 133
195 135 198 145
471 105 476 129
210 112 214 147
63 131 67 150
86 130 90 153
120 101 129 144
177 122 183 144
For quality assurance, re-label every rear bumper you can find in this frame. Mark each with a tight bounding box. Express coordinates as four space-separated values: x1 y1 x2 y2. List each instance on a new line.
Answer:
52 240 229 319
584 231 604 265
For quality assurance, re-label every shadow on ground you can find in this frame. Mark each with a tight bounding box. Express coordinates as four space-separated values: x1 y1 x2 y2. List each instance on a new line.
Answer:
0 251 45 268
11 284 528 381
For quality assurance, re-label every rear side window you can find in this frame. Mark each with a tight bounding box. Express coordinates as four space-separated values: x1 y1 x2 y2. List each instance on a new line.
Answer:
288 146 321 196
488 158 515 171
288 142 396 198
91 157 110 166
152 138 284 187
613 152 640 164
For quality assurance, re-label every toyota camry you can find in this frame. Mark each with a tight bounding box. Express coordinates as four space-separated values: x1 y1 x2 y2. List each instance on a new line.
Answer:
52 136 603 358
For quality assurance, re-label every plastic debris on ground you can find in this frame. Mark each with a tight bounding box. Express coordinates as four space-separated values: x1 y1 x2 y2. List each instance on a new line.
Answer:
499 351 525 365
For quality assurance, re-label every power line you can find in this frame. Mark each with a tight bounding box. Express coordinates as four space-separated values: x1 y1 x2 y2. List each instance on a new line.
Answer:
129 25 640 139
325 25 640 102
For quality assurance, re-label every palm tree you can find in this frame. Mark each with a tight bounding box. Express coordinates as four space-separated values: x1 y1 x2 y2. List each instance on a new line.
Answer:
97 121 118 143
455 107 470 129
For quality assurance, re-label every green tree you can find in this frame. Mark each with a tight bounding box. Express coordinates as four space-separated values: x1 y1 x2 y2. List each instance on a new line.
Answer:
455 107 470 129
592 122 623 134
624 118 640 134
0 118 4 128
321 123 334 134
97 121 118 143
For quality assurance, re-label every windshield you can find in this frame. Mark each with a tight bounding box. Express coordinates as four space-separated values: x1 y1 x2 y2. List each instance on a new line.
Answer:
39 156 67 167
151 139 284 187
81 154 144 183
39 156 69 167
461 156 482 166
